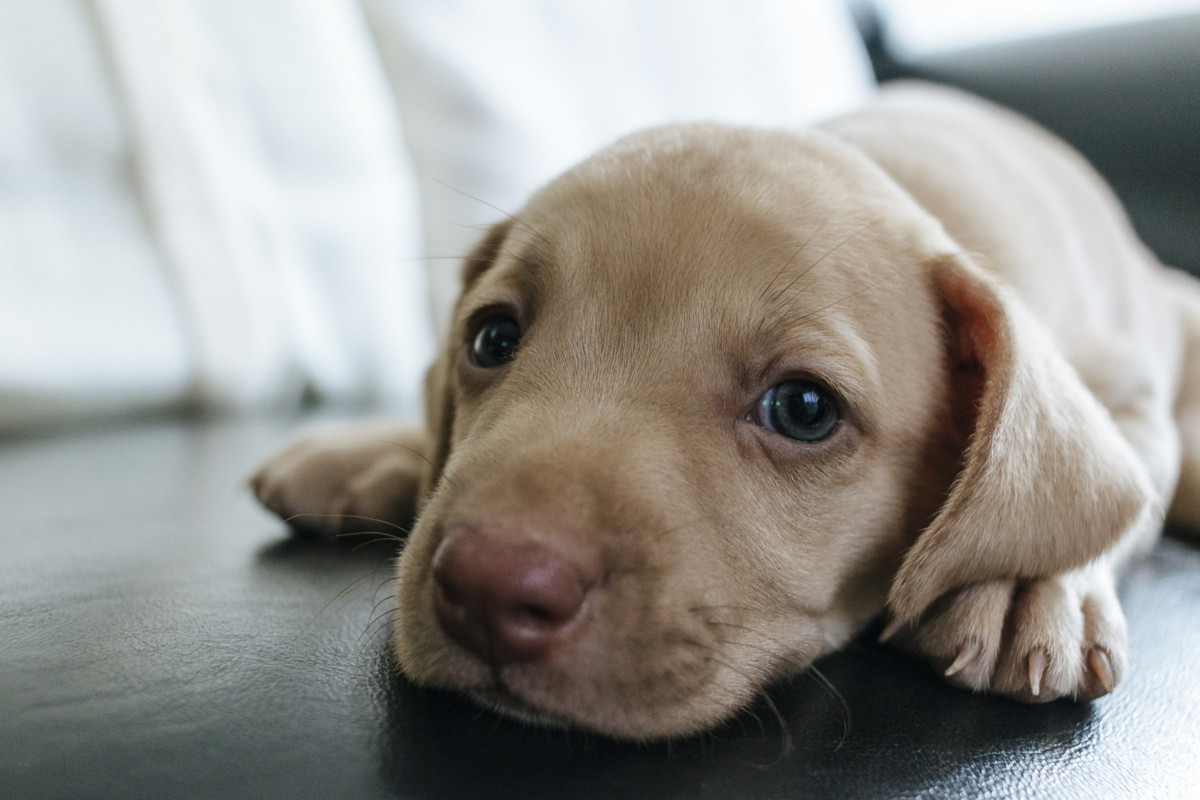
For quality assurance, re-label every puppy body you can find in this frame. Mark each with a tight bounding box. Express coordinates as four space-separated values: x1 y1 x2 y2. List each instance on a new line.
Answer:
252 84 1200 739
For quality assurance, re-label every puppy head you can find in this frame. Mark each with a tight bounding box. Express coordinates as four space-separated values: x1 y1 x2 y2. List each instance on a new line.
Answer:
392 124 1150 739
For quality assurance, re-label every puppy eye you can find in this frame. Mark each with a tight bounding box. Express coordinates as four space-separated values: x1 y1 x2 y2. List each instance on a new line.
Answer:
471 314 521 368
756 379 840 442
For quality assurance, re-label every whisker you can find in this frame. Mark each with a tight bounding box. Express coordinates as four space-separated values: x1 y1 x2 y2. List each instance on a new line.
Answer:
794 262 900 324
759 253 902 345
769 221 874 307
345 534 409 555
752 221 877 349
281 511 411 537
685 612 851 755
367 589 400 622
706 635 798 663
309 566 394 625
422 173 551 250
739 701 768 738
804 664 851 750
756 690 793 761
335 526 409 541
753 234 826 345
684 642 793 759
755 222 830 307
357 606 401 648
376 438 455 491
493 241 539 263
450 239 537 275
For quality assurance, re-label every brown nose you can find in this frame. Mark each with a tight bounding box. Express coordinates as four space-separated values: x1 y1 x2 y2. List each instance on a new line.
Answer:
432 529 599 665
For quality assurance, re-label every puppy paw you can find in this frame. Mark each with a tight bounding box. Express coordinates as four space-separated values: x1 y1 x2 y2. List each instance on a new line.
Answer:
884 565 1126 702
248 422 430 537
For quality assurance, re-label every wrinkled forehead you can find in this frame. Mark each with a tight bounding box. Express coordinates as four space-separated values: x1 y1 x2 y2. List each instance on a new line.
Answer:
465 125 940 370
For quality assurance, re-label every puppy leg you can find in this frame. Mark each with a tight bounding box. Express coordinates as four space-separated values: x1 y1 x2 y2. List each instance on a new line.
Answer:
891 387 1171 701
249 421 430 537
1165 270 1200 533
890 381 1171 701
890 561 1125 701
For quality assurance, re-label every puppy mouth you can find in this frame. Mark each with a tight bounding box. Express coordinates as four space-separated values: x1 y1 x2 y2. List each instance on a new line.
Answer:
409 609 760 739
449 656 719 740
465 684 573 730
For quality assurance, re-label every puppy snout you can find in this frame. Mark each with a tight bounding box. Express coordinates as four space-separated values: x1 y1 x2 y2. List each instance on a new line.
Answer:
432 529 599 665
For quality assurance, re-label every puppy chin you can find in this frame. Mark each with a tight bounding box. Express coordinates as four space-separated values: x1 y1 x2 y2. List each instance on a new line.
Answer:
400 650 722 740
398 631 794 741
466 688 574 731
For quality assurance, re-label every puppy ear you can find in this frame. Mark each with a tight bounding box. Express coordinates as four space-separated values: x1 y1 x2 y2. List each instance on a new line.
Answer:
418 220 514 504
888 254 1155 620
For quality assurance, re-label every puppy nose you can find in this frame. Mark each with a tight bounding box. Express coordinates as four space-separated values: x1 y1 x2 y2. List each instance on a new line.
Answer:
432 530 598 665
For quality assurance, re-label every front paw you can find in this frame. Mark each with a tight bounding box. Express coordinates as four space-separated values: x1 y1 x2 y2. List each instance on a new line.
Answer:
884 565 1125 702
248 422 430 537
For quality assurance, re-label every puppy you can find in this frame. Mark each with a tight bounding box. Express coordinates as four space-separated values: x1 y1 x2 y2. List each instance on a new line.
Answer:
251 83 1200 740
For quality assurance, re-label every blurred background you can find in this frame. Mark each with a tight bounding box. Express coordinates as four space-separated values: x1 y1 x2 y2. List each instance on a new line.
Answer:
3 0 1197 434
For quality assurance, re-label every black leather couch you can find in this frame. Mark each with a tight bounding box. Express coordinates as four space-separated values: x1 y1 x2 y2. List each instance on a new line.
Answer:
5 15 1200 800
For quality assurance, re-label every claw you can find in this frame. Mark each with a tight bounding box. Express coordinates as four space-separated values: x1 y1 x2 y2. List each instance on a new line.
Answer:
1087 647 1115 694
878 617 909 643
1028 650 1047 697
944 639 982 678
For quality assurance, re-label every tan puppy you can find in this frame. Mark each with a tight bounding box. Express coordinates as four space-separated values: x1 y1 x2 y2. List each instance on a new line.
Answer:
251 84 1200 740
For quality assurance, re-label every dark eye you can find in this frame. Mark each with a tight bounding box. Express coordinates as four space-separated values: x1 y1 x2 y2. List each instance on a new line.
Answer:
756 379 840 442
471 314 521 368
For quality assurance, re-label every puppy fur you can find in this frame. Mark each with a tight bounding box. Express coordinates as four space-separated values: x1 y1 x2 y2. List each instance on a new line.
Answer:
251 84 1200 740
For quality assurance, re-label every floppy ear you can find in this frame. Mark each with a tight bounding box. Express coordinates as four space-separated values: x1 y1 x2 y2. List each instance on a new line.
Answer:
417 219 515 506
888 254 1155 620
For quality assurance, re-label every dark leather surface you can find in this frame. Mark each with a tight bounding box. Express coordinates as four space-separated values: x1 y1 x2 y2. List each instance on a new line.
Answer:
4 416 1200 799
